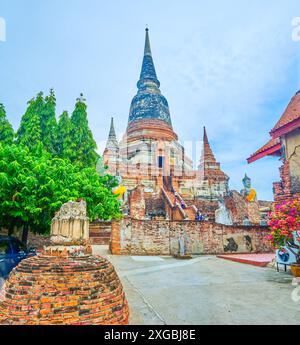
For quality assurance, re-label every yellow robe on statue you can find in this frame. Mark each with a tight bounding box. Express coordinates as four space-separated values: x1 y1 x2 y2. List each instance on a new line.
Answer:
246 189 257 202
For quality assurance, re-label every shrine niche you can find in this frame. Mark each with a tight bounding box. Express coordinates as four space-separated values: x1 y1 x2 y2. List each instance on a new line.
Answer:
248 90 300 204
103 29 271 226
50 200 89 245
0 201 129 325
240 174 257 203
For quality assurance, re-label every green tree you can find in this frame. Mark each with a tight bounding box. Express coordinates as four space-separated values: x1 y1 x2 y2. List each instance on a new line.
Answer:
41 89 57 155
16 93 44 150
70 94 99 167
57 110 75 159
0 104 14 144
0 142 121 243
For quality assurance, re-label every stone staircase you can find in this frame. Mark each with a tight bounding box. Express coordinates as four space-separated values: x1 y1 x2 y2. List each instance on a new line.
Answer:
175 191 197 221
89 221 112 245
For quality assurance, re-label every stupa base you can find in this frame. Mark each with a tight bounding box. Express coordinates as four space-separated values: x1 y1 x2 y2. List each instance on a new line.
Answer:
173 253 193 260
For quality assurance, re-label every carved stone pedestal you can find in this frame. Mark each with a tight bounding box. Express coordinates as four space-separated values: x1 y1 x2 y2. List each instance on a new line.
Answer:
50 200 90 245
0 201 129 325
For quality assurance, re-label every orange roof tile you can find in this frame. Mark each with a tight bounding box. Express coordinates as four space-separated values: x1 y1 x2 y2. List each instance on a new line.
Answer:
247 137 281 163
200 127 217 163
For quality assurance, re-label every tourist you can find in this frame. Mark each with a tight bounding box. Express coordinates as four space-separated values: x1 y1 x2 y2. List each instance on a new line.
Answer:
195 211 205 222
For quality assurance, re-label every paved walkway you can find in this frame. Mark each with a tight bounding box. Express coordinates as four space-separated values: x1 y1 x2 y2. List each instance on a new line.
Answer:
92 246 300 325
1 248 298 325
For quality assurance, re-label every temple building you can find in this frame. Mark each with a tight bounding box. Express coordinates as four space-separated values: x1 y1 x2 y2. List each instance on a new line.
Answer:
248 90 300 204
104 28 267 224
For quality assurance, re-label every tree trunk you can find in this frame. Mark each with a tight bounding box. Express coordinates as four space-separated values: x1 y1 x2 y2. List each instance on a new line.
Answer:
22 225 29 245
8 224 14 237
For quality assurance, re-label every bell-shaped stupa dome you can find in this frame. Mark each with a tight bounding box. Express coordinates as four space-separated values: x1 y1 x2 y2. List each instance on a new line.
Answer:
128 28 172 127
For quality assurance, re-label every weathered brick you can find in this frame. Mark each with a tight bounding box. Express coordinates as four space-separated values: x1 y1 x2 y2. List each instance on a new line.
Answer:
0 252 129 325
111 218 272 255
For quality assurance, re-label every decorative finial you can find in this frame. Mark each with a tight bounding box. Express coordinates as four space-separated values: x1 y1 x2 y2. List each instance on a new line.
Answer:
146 25 149 32
243 174 250 183
108 117 117 139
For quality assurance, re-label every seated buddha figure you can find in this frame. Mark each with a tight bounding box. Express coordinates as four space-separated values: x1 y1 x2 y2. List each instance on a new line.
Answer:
240 174 257 202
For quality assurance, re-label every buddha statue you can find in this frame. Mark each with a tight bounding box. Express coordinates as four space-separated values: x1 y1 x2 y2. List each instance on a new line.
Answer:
240 174 257 202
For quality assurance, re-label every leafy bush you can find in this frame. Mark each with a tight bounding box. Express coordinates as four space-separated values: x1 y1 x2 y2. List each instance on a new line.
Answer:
0 143 121 237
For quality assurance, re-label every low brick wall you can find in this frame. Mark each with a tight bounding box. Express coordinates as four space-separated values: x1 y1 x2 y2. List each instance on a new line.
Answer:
89 221 111 245
111 218 272 256
0 229 51 250
27 233 51 249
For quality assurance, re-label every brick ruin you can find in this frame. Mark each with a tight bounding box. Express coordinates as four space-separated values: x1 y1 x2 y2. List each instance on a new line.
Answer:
273 160 295 203
103 28 270 226
248 90 300 204
110 218 272 256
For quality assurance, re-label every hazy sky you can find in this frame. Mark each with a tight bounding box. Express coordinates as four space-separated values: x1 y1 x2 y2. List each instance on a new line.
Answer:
1 0 300 200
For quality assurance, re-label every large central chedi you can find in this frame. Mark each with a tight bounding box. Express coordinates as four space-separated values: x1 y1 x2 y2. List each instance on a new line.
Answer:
103 29 266 224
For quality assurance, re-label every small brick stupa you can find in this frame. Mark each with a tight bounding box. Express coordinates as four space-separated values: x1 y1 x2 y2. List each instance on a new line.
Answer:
0 201 129 325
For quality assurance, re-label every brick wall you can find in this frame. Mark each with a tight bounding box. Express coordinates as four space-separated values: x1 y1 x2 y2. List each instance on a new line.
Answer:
145 197 165 218
0 228 51 250
0 251 129 325
111 218 272 256
186 199 219 221
27 233 51 249
1 222 112 248
111 221 121 255
89 221 111 245
273 159 300 204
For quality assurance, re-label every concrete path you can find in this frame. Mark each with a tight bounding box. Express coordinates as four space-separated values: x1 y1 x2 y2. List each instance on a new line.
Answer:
217 253 275 267
92 246 300 325
0 248 298 325
0 278 4 291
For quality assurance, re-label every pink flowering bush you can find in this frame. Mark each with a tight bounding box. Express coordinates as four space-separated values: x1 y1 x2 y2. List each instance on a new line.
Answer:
267 199 300 264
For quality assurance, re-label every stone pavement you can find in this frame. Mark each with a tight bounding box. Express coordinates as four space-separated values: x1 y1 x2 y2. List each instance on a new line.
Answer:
93 246 300 325
217 253 275 267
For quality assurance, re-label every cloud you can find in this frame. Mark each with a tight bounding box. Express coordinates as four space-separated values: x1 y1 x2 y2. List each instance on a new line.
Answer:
158 5 298 199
